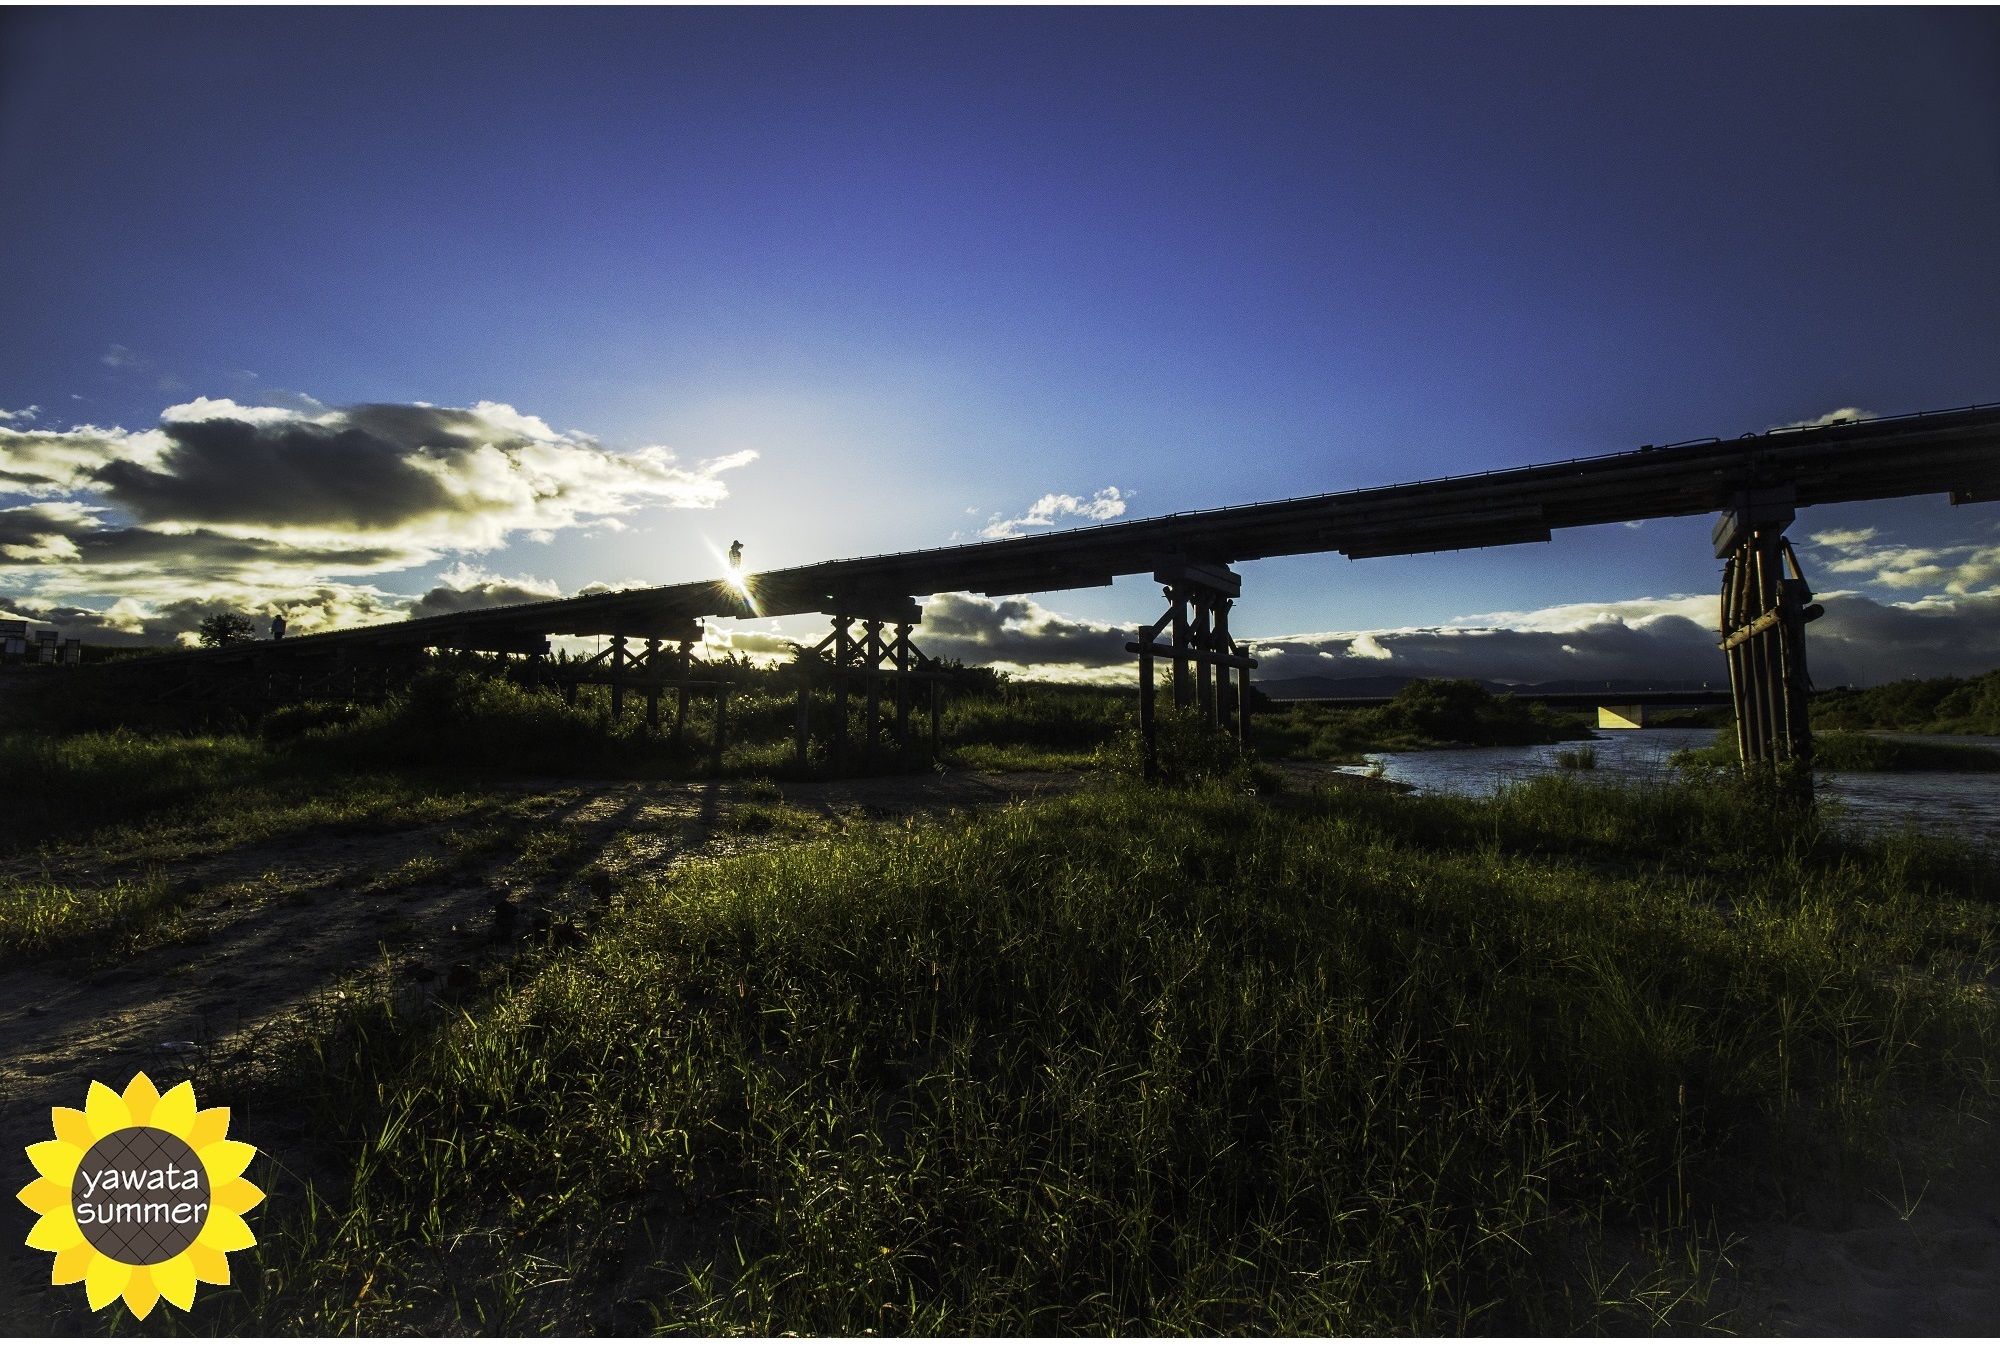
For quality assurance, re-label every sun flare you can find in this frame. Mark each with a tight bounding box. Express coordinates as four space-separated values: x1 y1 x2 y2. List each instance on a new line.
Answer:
18 1072 262 1319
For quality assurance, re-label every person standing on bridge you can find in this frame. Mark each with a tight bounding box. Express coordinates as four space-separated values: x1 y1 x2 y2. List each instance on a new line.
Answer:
728 540 744 572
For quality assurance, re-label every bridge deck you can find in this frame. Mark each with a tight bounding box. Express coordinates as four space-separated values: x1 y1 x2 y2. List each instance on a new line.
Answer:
97 402 2000 664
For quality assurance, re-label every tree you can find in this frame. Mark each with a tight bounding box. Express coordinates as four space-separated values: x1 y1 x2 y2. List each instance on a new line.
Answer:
197 613 257 648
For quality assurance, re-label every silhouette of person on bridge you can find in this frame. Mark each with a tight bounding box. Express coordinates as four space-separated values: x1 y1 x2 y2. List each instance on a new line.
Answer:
728 540 744 571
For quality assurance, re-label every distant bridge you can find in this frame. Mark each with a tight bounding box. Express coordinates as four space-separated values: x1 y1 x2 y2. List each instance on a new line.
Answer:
69 402 2000 774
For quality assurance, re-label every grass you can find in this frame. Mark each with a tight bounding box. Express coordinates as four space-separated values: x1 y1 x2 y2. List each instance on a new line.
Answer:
0 871 193 970
97 764 1996 1337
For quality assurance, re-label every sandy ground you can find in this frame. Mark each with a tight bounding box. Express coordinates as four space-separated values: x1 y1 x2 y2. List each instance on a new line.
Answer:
4 760 1996 1334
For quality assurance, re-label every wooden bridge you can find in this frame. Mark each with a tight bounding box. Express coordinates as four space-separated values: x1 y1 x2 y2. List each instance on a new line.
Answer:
71 402 2000 775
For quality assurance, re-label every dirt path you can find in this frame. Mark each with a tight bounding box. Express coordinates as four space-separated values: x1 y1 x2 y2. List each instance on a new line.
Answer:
1719 1132 2000 1335
0 767 1080 1331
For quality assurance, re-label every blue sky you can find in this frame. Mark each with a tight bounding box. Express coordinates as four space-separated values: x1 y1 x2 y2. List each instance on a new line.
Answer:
3 8 1997 684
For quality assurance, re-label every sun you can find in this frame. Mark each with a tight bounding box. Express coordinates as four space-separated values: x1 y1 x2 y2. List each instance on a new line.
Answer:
18 1072 262 1319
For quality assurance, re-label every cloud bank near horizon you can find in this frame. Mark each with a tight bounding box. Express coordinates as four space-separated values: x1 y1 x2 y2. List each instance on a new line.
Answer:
676 587 2000 689
0 397 754 643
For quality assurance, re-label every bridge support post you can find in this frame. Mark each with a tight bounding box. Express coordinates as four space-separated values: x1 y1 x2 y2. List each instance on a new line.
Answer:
863 619 884 770
796 669 811 769
832 617 852 777
800 599 922 779
1137 624 1159 783
1715 490 1822 773
1236 644 1252 743
929 668 943 767
1169 589 1191 706
1128 560 1257 779
672 639 693 751
1192 598 1214 726
712 683 727 776
644 638 661 730
610 634 628 722
894 622 913 766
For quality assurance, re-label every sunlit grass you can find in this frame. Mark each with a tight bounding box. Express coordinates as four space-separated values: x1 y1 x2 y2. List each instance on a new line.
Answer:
124 771 1999 1337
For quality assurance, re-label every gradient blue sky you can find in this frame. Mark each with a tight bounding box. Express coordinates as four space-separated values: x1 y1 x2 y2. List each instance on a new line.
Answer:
3 7 1997 681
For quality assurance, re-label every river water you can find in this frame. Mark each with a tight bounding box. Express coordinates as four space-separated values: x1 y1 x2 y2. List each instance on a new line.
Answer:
1364 728 2000 845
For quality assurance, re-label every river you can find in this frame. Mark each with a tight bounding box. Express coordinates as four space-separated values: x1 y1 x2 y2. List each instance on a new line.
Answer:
1364 728 2000 844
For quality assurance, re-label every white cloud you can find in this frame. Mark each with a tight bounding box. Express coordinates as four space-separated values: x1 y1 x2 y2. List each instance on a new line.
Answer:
0 396 756 640
980 486 1128 540
1805 525 2000 597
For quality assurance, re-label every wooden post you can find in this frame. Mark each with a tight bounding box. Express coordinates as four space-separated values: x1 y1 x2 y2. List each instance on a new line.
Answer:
897 635 912 764
832 617 852 777
1236 644 1252 743
673 639 692 752
929 671 942 766
863 619 883 770
1192 598 1214 728
1718 509 1817 774
1214 598 1235 737
1169 588 1191 707
1138 623 1158 783
711 683 727 776
644 637 661 730
795 668 811 769
610 634 627 721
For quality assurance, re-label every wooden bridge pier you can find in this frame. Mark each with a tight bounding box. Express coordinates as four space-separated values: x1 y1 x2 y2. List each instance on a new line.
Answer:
1127 559 1259 781
794 597 931 776
1714 490 1824 771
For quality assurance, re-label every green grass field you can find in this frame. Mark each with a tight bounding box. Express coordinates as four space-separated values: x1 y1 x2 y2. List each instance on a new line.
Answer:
10 667 2000 1334
108 768 1992 1336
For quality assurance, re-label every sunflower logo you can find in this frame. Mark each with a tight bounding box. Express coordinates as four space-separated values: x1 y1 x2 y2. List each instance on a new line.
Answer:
17 1072 262 1319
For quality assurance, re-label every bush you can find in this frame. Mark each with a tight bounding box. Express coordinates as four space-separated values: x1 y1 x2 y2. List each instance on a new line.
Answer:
1812 669 2000 736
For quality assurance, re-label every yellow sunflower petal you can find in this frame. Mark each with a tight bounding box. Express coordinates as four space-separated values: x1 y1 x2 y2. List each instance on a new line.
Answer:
195 1208 256 1253
186 1242 231 1286
197 1138 256 1183
26 1138 84 1184
52 1106 93 1147
84 1254 132 1311
121 1072 161 1125
51 1244 94 1286
85 1081 133 1138
150 1081 198 1138
123 1266 160 1320
215 1177 266 1215
26 1207 85 1253
17 1175 69 1215
185 1105 230 1150
152 1253 199 1311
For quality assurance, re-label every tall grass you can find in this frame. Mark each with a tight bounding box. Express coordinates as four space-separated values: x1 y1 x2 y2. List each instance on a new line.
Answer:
0 872 188 969
149 772 1998 1336
0 729 274 854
